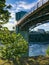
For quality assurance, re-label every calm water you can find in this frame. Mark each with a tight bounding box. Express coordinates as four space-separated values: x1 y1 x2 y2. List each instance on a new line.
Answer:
29 42 49 56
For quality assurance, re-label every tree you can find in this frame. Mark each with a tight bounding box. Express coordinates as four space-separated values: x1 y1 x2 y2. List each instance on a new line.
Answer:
46 46 49 56
0 0 11 24
0 28 28 65
0 0 28 65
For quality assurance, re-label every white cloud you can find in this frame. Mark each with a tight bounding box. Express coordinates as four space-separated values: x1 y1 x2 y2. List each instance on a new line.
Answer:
5 0 41 30
15 1 35 10
8 0 39 13
6 1 38 24
2 22 17 31
8 0 40 18
31 23 49 31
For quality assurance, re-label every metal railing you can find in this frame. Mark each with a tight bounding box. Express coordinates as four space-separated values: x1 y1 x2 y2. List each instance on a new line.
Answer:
32 0 48 11
18 0 49 23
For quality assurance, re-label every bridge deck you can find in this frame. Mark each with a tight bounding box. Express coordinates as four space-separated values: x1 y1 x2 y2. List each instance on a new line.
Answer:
16 1 49 26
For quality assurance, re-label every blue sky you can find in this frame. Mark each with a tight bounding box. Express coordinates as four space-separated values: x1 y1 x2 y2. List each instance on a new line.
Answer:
4 0 49 31
6 0 16 4
6 0 37 4
6 0 39 13
6 0 39 24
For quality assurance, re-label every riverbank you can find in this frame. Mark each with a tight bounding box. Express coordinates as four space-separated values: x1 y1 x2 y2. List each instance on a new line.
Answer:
0 56 49 65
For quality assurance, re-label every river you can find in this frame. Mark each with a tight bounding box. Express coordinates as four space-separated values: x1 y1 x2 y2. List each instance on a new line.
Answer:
29 42 49 56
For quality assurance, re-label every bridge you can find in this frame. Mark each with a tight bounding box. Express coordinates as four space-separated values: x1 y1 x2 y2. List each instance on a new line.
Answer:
16 0 49 41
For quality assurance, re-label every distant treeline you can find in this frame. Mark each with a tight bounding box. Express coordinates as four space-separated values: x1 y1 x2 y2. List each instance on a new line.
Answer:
29 33 49 42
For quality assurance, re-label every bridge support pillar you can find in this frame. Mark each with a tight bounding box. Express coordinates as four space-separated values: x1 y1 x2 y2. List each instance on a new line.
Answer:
16 26 29 41
16 26 29 56
20 31 29 56
16 26 19 34
19 31 29 41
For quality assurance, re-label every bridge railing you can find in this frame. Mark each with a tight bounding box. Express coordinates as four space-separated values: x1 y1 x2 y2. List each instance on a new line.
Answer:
18 0 49 23
30 0 48 12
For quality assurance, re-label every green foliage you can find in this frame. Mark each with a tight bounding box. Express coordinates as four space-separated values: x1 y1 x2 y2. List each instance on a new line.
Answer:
0 28 28 60
0 1 28 64
46 46 49 56
0 0 11 24
6 5 12 9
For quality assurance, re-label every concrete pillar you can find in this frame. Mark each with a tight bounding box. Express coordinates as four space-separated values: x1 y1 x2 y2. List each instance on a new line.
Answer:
20 30 29 57
20 31 29 41
16 26 29 41
16 26 19 34
16 26 29 56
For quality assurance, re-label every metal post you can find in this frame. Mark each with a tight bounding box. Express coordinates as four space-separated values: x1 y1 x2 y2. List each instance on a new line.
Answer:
41 0 43 6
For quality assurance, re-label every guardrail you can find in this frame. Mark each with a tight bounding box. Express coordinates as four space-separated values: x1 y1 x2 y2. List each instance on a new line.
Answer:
30 0 48 12
18 0 49 24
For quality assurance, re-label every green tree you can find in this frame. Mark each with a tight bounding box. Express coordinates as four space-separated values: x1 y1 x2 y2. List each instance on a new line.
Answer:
0 0 28 65
46 46 49 56
0 0 11 24
0 28 28 65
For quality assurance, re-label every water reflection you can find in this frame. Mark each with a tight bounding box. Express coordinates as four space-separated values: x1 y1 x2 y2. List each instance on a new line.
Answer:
29 42 49 56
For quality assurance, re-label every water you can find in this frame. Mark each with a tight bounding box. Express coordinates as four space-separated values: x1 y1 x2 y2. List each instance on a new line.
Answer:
29 42 49 56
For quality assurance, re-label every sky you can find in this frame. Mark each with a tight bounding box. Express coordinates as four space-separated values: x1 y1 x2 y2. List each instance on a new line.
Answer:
6 0 38 4
6 0 39 23
3 0 49 31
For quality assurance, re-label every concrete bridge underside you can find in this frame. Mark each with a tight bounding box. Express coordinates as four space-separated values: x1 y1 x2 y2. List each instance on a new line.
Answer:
16 1 49 31
16 1 49 42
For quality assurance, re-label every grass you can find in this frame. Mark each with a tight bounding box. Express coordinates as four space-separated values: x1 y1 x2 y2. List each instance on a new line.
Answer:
0 59 14 65
0 56 49 65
